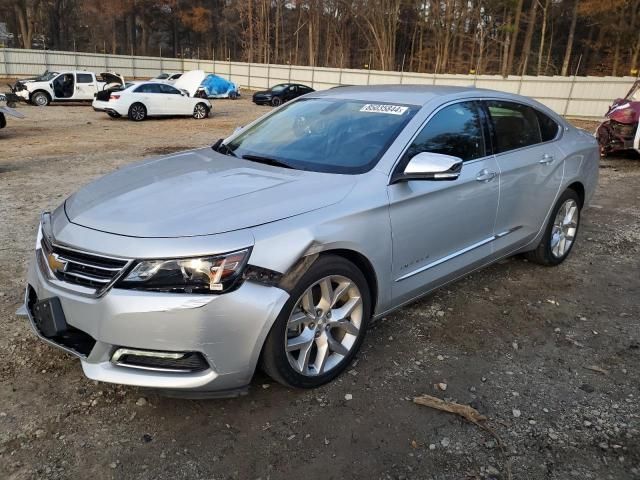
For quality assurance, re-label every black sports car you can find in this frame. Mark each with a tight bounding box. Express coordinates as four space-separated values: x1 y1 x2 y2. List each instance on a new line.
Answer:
252 83 315 106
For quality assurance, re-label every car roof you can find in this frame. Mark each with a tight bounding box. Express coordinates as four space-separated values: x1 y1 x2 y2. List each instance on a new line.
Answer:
310 84 510 106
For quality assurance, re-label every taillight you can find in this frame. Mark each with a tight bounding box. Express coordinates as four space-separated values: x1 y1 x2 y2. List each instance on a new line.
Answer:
110 94 120 100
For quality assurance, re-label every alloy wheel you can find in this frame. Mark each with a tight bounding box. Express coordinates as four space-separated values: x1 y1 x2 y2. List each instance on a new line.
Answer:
285 275 363 376
550 199 579 258
193 104 207 119
131 104 145 121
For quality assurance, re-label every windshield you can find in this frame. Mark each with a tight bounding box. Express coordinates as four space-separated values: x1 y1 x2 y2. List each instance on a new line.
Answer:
154 73 170 80
36 71 58 81
270 84 287 92
227 98 418 174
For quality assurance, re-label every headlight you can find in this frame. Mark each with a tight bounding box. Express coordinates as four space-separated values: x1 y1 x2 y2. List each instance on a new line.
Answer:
117 249 251 294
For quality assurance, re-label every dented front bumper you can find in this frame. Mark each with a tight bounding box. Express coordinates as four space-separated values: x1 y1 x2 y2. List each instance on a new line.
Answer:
24 243 290 396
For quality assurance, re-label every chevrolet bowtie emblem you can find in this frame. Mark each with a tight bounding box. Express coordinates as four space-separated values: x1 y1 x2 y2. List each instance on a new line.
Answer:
47 253 67 273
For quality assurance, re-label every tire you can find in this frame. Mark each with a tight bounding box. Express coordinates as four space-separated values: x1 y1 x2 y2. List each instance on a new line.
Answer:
526 188 581 266
31 91 50 107
261 255 371 389
107 111 120 118
128 103 147 121
229 91 238 100
271 96 282 107
193 102 209 119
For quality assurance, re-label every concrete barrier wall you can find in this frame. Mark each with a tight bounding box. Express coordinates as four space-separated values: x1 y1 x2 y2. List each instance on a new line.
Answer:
1 47 636 118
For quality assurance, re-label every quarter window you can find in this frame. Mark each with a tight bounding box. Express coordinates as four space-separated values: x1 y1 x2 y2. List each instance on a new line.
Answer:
404 101 485 162
535 110 560 142
486 100 543 153
76 73 93 83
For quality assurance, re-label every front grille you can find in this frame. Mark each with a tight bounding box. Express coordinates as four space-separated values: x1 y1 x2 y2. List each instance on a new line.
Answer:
42 237 129 293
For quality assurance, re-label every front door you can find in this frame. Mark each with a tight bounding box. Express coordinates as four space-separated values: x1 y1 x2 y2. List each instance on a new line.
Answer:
388 101 500 305
483 100 565 253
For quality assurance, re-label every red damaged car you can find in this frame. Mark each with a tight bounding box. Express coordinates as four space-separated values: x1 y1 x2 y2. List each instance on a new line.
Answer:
597 80 640 157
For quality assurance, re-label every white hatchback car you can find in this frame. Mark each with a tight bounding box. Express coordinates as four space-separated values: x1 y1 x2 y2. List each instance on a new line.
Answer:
92 81 211 121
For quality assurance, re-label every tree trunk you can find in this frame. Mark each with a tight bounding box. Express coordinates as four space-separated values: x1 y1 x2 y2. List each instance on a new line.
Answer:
561 0 579 76
506 0 524 76
537 0 550 75
518 0 538 75
501 12 512 77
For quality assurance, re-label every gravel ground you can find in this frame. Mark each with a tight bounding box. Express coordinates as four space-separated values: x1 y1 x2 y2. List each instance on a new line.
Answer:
0 100 638 480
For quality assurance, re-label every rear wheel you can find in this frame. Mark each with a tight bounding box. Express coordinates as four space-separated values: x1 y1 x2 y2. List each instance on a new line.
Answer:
271 96 282 107
526 188 581 266
193 103 208 119
128 103 146 121
229 91 238 100
31 91 50 107
261 255 371 389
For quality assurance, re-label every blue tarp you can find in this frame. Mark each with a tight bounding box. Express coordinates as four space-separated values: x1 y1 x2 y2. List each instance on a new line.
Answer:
200 74 239 98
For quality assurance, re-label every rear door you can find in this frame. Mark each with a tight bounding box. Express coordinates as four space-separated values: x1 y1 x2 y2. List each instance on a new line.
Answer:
484 100 564 253
75 73 97 99
388 100 500 305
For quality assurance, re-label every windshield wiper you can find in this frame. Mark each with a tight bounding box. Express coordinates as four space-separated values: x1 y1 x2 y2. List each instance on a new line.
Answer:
211 138 237 157
242 154 294 169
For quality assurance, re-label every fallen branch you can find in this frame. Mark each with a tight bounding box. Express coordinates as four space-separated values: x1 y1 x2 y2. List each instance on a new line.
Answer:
413 394 512 480
585 365 608 375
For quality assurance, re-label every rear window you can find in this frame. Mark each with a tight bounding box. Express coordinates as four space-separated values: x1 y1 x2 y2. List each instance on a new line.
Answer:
486 100 542 153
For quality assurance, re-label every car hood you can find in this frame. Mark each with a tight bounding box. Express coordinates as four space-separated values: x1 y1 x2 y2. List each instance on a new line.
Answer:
174 70 207 97
64 148 357 238
254 90 272 96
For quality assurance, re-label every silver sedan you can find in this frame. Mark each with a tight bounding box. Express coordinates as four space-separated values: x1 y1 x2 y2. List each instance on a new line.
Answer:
23 85 599 396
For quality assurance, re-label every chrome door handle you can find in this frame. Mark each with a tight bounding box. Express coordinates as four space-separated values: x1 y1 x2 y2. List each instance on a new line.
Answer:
476 169 497 182
540 153 554 165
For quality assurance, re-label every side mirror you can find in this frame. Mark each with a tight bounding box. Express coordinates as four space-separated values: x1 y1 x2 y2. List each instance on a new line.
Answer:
392 152 462 183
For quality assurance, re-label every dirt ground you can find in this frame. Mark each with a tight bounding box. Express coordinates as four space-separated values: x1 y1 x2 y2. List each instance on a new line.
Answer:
0 99 638 480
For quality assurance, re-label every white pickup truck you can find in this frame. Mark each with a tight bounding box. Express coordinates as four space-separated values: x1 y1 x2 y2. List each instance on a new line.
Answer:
13 71 124 106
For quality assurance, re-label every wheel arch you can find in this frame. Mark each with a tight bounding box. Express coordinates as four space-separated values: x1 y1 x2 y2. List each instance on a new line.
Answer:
30 89 51 102
566 181 585 208
278 249 379 314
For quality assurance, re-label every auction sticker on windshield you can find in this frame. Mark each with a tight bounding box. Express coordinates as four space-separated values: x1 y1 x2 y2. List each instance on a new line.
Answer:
360 104 409 115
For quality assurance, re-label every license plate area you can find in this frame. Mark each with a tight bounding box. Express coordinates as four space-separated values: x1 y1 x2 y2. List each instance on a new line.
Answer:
32 297 68 337
27 289 97 357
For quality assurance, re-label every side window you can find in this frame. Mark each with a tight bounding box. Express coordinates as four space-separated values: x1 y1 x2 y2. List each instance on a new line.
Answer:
486 101 542 153
135 84 161 93
405 101 485 162
535 110 560 142
159 84 180 94
76 73 93 84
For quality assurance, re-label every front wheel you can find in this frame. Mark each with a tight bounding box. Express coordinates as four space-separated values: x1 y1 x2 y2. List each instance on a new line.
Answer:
261 255 371 389
526 188 581 266
193 102 209 119
271 96 282 107
128 103 147 121
31 91 50 107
